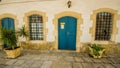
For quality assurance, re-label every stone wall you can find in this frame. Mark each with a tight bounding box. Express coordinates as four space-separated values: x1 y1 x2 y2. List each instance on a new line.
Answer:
20 41 56 51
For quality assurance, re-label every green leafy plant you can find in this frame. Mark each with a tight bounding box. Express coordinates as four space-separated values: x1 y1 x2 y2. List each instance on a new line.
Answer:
88 44 104 57
16 25 28 38
0 28 17 50
0 25 28 50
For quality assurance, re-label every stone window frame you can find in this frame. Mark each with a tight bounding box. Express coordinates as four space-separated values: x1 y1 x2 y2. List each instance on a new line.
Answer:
90 8 119 44
95 12 113 41
29 14 44 40
24 11 48 43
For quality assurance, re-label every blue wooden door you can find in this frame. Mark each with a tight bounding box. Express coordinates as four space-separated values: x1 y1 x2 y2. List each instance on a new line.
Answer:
1 18 15 48
58 16 77 50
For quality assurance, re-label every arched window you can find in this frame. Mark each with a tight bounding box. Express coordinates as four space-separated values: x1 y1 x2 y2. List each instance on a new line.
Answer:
29 14 43 40
95 12 113 41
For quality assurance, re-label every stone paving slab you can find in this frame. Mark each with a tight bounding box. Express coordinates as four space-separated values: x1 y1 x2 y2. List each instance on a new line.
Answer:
51 62 72 68
73 62 83 68
101 58 112 63
104 63 115 68
14 60 25 65
112 64 120 68
40 55 50 61
5 59 17 65
82 57 93 62
31 60 43 68
4 65 13 68
63 56 74 62
109 58 119 64
24 60 34 64
41 61 53 68
92 58 103 63
93 63 105 68
48 56 59 61
0 50 120 68
82 63 94 68
74 57 84 62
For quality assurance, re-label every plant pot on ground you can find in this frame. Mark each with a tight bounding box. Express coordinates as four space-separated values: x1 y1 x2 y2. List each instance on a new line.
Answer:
0 25 28 58
88 44 105 58
0 28 20 58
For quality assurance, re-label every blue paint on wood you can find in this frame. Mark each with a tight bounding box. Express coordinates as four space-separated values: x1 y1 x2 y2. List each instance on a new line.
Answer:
58 16 76 50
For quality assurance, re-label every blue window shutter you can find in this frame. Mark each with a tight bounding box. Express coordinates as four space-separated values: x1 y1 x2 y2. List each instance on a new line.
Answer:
2 18 9 29
9 18 15 30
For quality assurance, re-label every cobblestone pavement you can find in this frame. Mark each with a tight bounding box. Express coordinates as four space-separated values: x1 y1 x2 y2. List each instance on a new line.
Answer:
0 50 120 68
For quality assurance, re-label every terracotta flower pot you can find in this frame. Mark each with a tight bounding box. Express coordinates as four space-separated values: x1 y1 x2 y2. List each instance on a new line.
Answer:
4 47 21 58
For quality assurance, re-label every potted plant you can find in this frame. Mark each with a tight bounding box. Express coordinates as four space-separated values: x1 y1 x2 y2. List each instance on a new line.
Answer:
0 28 20 58
88 44 105 58
0 25 28 58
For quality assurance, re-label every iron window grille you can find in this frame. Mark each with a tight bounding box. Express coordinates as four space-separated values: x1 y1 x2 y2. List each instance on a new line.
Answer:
95 12 113 41
29 14 43 40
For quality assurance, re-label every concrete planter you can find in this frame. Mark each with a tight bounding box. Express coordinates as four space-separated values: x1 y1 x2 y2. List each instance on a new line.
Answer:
4 47 21 58
89 47 105 58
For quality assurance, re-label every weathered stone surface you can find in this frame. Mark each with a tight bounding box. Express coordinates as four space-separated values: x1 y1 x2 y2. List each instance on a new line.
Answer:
5 59 17 65
73 63 83 68
82 57 93 62
3 65 13 68
31 60 43 68
20 64 30 68
24 60 34 64
0 64 8 68
101 58 112 63
92 58 103 63
93 63 105 68
48 56 58 61
17 55 30 60
41 61 52 68
0 50 120 68
32 55 41 60
40 55 50 61
51 62 72 68
109 58 118 64
82 63 94 68
74 57 84 62
104 63 115 68
13 66 23 68
64 56 74 62
112 64 120 68
14 60 25 65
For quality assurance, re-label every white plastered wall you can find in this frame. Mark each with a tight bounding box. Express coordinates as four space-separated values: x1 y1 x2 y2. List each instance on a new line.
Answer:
0 0 120 43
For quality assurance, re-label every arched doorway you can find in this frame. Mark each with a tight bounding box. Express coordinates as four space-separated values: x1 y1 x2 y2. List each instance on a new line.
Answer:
58 16 77 50
53 11 83 52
